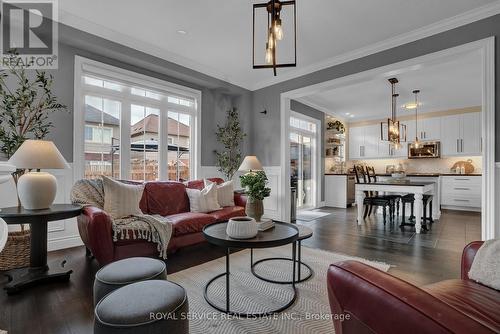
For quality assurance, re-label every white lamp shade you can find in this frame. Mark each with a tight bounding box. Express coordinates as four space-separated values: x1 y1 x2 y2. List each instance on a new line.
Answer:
8 140 68 169
238 156 263 172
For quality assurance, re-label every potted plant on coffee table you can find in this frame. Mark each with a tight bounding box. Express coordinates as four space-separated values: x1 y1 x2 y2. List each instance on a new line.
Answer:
239 171 271 222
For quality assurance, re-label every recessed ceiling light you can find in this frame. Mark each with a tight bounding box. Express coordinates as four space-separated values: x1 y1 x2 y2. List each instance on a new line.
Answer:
403 102 421 110
345 112 350 115
349 115 354 118
177 30 188 35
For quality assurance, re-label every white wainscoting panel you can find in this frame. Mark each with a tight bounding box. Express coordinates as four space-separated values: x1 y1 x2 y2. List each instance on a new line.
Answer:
495 163 500 239
1 163 83 251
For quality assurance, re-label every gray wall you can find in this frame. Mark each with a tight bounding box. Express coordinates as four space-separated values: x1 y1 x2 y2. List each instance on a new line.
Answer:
290 100 325 201
45 24 252 164
252 14 500 165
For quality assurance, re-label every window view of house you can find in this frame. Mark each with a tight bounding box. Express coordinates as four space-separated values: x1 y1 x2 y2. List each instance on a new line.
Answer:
81 75 197 181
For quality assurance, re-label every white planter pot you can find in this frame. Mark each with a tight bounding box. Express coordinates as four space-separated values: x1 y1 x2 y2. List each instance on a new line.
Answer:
226 216 258 239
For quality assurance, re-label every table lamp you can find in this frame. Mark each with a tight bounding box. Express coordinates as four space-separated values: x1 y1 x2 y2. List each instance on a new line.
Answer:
238 156 263 173
8 140 68 210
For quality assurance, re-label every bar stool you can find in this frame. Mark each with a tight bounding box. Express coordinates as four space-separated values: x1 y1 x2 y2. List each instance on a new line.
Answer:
401 194 434 231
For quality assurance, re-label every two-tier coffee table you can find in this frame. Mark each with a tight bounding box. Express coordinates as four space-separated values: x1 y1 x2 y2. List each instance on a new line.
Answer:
202 221 299 317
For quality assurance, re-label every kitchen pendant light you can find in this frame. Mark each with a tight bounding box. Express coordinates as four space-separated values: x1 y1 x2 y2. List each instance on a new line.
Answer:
380 78 406 148
253 0 297 76
411 90 421 149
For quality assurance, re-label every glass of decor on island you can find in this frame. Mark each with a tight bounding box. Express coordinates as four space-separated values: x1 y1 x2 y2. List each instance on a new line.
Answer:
238 156 271 222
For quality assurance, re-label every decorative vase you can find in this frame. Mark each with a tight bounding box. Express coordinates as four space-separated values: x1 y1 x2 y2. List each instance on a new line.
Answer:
246 198 264 222
17 171 57 210
226 217 258 239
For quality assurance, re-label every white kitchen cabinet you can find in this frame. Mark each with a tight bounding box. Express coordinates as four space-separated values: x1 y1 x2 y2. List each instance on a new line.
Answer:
441 112 481 156
348 126 364 159
417 118 441 141
441 175 481 210
349 125 379 159
363 124 380 158
325 174 355 208
461 112 481 155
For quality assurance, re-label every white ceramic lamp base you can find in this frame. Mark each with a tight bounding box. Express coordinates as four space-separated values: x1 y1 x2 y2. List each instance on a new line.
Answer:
17 172 57 210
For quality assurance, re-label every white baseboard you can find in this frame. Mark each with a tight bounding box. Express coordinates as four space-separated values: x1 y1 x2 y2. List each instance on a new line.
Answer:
441 205 481 213
48 235 83 252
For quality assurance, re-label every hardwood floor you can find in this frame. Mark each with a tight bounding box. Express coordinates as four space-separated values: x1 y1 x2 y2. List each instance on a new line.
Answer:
0 208 480 333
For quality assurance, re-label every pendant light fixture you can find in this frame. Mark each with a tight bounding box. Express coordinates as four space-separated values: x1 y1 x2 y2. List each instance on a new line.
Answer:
253 0 297 76
380 78 406 149
411 90 421 149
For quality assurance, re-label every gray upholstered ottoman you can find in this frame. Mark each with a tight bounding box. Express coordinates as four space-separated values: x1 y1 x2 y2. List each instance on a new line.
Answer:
94 280 189 334
93 257 166 306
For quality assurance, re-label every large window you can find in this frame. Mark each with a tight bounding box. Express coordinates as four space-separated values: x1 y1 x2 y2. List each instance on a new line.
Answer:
75 57 200 182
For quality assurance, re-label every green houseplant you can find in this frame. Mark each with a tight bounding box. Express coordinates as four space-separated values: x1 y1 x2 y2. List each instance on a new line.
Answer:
240 171 271 222
214 108 246 180
0 52 67 159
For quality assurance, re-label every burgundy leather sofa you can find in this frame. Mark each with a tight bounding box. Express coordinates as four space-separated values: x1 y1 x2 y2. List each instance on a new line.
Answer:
77 178 246 265
327 241 499 334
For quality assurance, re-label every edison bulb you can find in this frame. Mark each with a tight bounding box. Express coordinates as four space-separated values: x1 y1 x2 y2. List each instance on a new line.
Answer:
274 19 283 40
268 31 275 49
265 46 273 64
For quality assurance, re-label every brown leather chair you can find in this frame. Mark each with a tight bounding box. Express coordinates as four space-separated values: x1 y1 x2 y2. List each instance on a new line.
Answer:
327 241 499 333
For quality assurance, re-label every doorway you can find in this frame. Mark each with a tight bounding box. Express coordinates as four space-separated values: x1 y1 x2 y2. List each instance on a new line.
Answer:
289 112 319 211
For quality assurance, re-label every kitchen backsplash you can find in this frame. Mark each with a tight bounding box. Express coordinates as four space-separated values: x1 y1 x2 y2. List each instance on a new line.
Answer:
345 156 482 174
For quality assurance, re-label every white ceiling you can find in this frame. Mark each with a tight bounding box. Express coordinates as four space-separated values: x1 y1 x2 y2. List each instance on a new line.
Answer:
299 50 482 121
57 0 499 90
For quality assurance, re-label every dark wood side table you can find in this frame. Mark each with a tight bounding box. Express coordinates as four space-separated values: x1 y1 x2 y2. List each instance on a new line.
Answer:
0 204 82 294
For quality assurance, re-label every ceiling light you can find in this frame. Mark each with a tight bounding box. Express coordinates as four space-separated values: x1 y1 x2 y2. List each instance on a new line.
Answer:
349 115 354 118
345 112 350 115
410 90 422 149
380 78 407 147
253 0 297 76
177 30 188 35
403 102 421 110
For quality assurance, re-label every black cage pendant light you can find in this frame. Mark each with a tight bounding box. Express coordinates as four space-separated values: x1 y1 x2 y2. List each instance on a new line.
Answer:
380 78 406 149
253 0 296 76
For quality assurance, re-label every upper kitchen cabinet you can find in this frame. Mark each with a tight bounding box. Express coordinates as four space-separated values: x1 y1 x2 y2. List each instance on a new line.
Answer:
441 112 481 156
417 118 441 141
348 124 380 159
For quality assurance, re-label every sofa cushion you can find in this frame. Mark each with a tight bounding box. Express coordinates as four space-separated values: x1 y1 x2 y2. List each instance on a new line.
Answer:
167 212 216 236
102 176 144 219
185 178 224 190
186 182 221 213
208 206 246 222
142 182 190 216
423 279 500 332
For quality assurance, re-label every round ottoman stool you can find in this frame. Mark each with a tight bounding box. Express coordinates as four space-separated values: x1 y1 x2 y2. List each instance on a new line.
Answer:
94 280 189 334
93 257 166 306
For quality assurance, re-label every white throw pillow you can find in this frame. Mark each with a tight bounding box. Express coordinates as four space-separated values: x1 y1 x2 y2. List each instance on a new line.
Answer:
102 176 144 219
186 182 221 213
205 179 235 207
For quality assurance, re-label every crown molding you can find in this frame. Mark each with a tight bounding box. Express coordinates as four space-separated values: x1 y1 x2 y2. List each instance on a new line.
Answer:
57 2 500 92
251 1 500 90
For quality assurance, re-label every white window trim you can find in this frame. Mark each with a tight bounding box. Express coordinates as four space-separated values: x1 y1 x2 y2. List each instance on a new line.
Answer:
73 56 202 182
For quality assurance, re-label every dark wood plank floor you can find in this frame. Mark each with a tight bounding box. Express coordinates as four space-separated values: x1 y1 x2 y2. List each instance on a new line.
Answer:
0 208 480 334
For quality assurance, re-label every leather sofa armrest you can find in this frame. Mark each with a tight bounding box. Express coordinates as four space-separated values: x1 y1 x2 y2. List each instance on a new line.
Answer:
234 191 247 208
461 241 484 280
77 206 114 265
327 261 491 334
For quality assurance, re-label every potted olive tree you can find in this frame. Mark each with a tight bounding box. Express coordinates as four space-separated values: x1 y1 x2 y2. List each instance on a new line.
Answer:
240 171 271 222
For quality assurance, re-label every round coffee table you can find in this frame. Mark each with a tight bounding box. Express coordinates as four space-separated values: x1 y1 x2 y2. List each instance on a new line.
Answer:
251 224 313 284
202 221 299 317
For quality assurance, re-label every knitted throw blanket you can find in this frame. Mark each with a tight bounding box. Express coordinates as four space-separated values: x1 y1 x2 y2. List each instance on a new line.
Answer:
70 178 172 259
